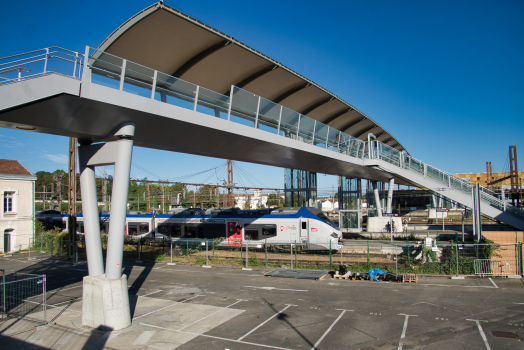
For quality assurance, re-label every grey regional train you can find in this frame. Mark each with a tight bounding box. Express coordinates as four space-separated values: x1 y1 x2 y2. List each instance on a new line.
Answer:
36 207 341 250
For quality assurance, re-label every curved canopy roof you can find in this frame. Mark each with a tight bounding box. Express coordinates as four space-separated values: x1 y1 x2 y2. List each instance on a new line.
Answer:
98 1 407 152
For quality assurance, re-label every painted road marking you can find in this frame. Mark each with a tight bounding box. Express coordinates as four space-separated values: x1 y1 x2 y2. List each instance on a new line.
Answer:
311 309 353 350
141 290 163 297
140 323 294 350
132 294 203 320
467 319 491 350
177 299 247 331
488 278 498 288
398 314 417 350
244 286 308 292
133 330 156 345
237 304 297 341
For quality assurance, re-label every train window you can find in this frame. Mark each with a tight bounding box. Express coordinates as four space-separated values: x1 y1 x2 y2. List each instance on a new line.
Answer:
128 224 138 236
302 222 307 229
139 223 149 233
76 223 84 233
244 224 277 240
245 229 258 240
261 226 277 238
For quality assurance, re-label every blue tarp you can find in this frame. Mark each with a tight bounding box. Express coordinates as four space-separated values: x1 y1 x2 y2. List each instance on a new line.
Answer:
368 268 386 281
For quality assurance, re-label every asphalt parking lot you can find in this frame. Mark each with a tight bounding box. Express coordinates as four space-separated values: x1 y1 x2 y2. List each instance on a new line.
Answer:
0 252 523 349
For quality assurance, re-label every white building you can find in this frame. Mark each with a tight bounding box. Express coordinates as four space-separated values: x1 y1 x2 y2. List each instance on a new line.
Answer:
1 160 37 253
316 198 338 212
234 190 284 209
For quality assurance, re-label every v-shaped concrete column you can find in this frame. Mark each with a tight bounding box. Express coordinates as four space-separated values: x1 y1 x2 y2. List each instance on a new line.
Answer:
78 123 134 330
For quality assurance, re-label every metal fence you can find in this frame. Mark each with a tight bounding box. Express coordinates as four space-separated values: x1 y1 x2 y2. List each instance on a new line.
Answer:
0 269 47 332
18 232 523 277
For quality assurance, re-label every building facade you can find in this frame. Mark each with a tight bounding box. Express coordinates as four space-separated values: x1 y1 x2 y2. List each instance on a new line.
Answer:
0 160 37 253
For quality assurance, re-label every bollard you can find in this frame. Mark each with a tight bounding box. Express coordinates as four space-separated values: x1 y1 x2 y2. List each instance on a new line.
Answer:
295 240 297 268
329 241 332 269
242 241 251 270
186 240 189 261
395 244 398 275
290 242 293 269
264 240 267 267
340 246 343 265
136 239 142 263
203 240 211 268
169 241 174 264
455 243 459 277
28 238 32 260
76 249 78 264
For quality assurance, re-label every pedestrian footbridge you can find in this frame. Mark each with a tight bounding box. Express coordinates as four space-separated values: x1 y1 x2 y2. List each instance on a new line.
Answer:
1 46 523 230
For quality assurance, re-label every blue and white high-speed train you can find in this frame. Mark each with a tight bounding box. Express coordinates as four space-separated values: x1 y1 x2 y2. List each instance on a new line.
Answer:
36 207 341 250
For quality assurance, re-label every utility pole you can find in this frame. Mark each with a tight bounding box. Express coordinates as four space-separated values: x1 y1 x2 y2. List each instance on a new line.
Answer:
43 185 46 210
227 160 234 207
486 161 493 187
53 173 64 211
162 182 165 214
101 167 108 211
510 146 521 207
67 137 77 259
146 182 150 213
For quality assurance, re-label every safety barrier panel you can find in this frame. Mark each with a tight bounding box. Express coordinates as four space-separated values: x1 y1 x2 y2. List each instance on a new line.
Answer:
473 259 512 277
0 269 47 333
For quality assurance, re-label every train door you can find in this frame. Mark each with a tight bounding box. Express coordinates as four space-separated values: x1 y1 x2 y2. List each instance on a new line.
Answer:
299 218 309 242
227 221 242 246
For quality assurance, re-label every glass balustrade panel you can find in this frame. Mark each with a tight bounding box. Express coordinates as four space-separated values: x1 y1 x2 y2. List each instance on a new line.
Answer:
154 71 196 110
196 86 230 120
297 115 315 144
280 107 300 139
313 122 328 148
327 128 340 151
338 133 351 156
123 61 155 98
257 97 281 134
89 49 123 90
230 87 258 128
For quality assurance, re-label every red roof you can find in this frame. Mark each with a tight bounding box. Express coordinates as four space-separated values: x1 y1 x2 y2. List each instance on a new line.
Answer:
0 159 32 176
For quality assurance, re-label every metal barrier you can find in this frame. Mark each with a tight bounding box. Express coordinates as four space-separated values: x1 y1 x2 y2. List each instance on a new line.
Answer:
0 269 47 331
473 259 512 277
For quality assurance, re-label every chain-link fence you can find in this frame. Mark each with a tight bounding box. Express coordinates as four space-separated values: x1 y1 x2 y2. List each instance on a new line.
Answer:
0 269 47 333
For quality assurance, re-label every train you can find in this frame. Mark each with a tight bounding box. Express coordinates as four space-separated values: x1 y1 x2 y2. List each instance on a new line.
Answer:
36 207 342 250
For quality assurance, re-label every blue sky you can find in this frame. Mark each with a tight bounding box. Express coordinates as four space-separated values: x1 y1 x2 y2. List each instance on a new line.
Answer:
1 0 523 197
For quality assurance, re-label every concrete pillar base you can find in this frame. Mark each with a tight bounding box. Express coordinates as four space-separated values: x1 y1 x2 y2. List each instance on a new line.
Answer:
82 274 131 330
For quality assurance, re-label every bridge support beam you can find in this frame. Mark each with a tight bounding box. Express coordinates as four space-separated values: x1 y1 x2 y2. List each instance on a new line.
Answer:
78 123 135 330
371 181 383 217
386 178 395 214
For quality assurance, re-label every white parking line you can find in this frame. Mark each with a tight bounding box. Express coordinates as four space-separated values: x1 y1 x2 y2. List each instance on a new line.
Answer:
311 309 353 350
178 299 247 331
132 294 202 320
244 286 308 292
237 304 297 341
140 323 293 350
398 314 417 350
51 298 82 306
488 278 498 288
141 290 163 297
467 319 491 350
